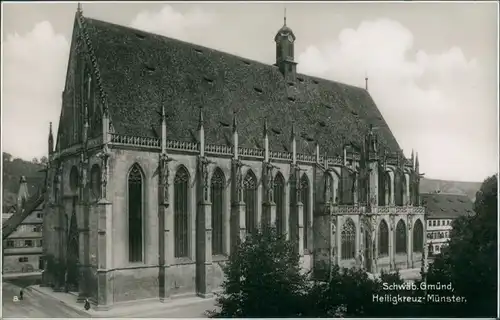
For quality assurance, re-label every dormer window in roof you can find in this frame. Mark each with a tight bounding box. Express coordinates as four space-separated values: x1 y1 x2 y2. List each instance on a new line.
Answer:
144 64 156 72
203 76 214 84
287 97 296 102
271 128 282 135
219 121 230 127
318 121 326 127
254 87 263 94
194 48 203 54
241 60 251 65
297 77 304 83
351 110 358 116
135 33 146 39
313 80 319 84
323 104 333 109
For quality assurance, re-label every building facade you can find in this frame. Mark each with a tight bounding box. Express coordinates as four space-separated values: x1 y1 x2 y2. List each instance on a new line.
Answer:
421 192 474 255
41 8 426 310
2 177 44 273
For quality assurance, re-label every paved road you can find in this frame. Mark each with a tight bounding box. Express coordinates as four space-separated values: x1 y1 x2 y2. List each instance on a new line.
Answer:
127 299 217 318
2 280 84 318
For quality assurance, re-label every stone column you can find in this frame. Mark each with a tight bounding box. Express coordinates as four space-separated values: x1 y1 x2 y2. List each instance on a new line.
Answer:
407 216 413 268
95 198 113 310
196 158 213 298
262 164 276 228
296 200 304 257
390 172 395 205
230 161 246 249
389 215 395 270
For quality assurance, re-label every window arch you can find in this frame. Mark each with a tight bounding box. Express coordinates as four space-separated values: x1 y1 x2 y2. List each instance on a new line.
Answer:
174 166 189 258
341 218 356 260
300 174 310 250
378 220 389 256
211 168 225 255
413 219 424 252
274 173 285 236
128 163 144 262
402 174 408 206
90 164 101 200
243 170 257 236
69 166 79 193
384 172 391 205
395 220 407 254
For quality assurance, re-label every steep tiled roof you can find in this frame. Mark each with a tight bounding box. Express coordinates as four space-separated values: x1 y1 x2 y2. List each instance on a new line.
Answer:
421 193 475 219
83 17 401 155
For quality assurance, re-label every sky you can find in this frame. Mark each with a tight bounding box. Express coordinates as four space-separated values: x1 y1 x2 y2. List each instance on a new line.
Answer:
2 2 498 182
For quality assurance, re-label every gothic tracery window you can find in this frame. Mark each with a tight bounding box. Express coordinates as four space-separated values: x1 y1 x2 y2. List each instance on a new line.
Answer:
378 220 389 256
341 218 356 260
128 164 143 262
300 174 310 250
69 166 79 193
395 220 407 254
413 219 424 252
211 168 225 255
243 170 257 236
384 172 391 205
274 173 285 236
174 166 189 258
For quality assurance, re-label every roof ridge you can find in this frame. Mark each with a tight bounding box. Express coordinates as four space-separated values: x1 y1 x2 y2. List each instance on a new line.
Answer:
84 16 368 91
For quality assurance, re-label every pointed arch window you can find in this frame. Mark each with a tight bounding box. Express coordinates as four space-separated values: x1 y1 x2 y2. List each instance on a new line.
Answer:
211 168 225 255
69 166 79 193
413 220 424 252
174 166 189 258
341 218 356 260
395 220 407 254
274 173 285 236
243 170 257 236
384 172 391 205
128 164 144 262
378 220 389 256
402 174 408 206
300 174 310 250
341 167 354 205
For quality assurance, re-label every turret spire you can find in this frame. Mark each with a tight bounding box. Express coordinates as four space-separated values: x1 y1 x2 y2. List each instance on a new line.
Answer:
48 122 54 155
232 110 237 133
263 118 268 138
198 106 204 130
77 2 82 15
284 7 287 26
415 152 420 173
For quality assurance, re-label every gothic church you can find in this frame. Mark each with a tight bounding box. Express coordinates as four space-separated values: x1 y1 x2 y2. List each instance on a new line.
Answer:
42 7 426 310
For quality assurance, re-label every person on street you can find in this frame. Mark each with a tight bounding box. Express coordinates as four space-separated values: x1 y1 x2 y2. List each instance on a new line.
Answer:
84 298 90 311
19 289 24 300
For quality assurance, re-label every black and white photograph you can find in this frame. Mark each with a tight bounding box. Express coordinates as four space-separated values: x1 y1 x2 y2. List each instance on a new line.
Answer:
1 1 498 318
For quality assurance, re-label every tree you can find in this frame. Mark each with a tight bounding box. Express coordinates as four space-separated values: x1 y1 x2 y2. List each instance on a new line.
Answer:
423 174 497 317
208 227 309 318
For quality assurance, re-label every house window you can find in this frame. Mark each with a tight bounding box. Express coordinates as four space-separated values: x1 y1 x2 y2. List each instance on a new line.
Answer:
6 240 14 248
378 220 389 256
300 174 310 250
341 218 356 260
128 163 144 263
243 170 257 236
38 257 44 270
274 173 285 236
24 240 33 247
18 257 28 263
413 220 424 252
395 220 407 253
36 213 42 219
210 168 225 255
174 166 189 258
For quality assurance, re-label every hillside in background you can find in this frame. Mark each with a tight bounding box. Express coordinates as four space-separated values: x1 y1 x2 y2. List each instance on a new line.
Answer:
420 177 482 201
2 152 46 209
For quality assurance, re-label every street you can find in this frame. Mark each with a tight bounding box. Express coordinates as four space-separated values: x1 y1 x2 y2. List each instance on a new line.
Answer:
2 280 84 318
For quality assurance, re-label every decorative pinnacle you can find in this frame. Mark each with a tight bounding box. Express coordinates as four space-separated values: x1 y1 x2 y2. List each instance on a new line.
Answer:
291 122 295 139
161 105 166 122
77 2 82 14
263 118 268 137
232 110 237 133
284 7 287 26
198 106 204 129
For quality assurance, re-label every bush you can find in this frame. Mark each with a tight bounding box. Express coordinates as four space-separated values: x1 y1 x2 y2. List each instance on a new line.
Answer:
208 227 310 318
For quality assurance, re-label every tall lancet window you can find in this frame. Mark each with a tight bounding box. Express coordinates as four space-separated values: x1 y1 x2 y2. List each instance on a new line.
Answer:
378 220 389 256
341 218 356 260
128 164 144 263
300 174 310 250
402 174 407 206
395 220 407 254
274 173 285 236
413 220 424 252
211 168 225 255
174 166 189 258
243 170 257 236
384 172 391 205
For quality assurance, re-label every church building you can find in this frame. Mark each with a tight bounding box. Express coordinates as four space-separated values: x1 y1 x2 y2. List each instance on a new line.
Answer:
42 6 426 310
